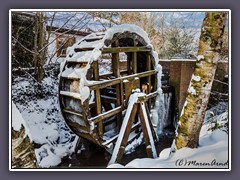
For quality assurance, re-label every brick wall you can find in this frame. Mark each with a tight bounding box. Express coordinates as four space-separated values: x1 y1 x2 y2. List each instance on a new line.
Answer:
159 59 228 114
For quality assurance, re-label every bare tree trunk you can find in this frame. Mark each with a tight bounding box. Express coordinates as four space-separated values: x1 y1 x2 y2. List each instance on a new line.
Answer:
12 126 38 168
38 12 45 81
175 12 227 149
33 12 45 82
33 13 39 81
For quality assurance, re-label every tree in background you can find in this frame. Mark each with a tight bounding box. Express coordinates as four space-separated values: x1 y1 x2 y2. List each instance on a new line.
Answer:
175 12 227 149
119 12 162 54
119 12 200 59
33 12 45 82
12 12 91 82
164 26 195 59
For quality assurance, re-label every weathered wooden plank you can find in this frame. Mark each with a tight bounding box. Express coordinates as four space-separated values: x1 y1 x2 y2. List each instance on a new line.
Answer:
116 103 139 163
81 99 91 128
74 47 95 52
62 108 83 118
132 40 137 74
137 91 158 103
112 40 120 77
92 60 99 81
101 46 151 54
116 146 125 163
85 36 103 42
75 132 101 145
100 70 128 79
101 95 116 103
120 103 139 147
145 103 158 142
66 119 89 132
123 78 140 104
95 89 103 138
89 70 157 90
138 102 153 158
92 61 102 137
120 81 124 107
146 54 152 93
146 53 152 108
89 106 123 123
60 91 81 100
61 76 80 81
111 40 123 132
127 56 132 75
102 122 140 146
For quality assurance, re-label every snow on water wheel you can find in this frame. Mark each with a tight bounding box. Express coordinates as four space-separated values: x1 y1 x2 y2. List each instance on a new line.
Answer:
58 24 162 152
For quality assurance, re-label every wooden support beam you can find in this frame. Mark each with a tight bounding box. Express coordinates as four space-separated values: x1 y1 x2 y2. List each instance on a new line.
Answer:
60 91 81 100
146 53 152 93
111 40 123 132
146 53 152 108
132 40 137 74
138 102 154 158
92 60 103 138
88 106 124 123
62 108 83 118
74 47 95 52
100 70 128 79
101 46 151 54
66 119 89 132
145 104 158 142
89 70 157 91
102 121 140 147
120 81 124 110
81 99 90 129
92 61 99 81
112 40 120 77
127 57 132 75
101 95 117 103
116 103 139 163
95 89 103 137
75 132 101 145
61 76 80 81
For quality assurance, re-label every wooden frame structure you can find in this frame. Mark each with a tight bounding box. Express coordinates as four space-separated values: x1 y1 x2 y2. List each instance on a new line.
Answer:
58 30 159 152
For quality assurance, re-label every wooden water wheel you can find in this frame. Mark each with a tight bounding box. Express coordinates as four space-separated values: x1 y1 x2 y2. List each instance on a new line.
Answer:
58 25 160 152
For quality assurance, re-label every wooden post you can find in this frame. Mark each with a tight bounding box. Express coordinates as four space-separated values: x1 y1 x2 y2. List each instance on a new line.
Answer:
116 103 139 163
93 61 103 138
138 101 157 158
146 53 152 109
112 93 158 164
127 57 132 75
132 40 137 74
112 40 120 77
138 103 152 158
112 40 123 132
145 103 158 142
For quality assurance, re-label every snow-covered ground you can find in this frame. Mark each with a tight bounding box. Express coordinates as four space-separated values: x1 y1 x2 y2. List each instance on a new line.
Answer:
12 76 79 168
12 74 229 169
108 106 229 169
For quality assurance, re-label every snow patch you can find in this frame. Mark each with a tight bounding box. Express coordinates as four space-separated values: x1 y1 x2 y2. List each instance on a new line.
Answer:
192 75 201 82
180 101 188 117
12 101 31 140
12 76 79 168
188 86 196 95
108 122 228 168
103 24 150 45
197 55 204 61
